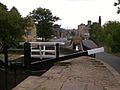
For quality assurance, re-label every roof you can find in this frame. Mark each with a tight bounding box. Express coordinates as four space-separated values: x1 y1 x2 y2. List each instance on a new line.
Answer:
82 40 98 49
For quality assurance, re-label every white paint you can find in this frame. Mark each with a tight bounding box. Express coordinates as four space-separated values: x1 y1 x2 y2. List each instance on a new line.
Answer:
30 42 65 59
76 46 79 51
30 42 65 45
87 47 104 55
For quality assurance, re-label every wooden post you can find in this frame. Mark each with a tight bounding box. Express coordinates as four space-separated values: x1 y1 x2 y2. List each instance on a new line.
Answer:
24 42 31 70
56 43 59 59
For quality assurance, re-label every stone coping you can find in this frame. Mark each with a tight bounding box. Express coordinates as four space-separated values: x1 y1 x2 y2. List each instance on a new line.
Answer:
13 56 120 90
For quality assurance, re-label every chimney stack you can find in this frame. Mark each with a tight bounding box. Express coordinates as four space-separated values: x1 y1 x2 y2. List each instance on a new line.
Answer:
88 20 91 26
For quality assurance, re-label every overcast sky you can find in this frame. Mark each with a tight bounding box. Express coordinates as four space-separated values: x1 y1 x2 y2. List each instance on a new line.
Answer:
0 0 120 29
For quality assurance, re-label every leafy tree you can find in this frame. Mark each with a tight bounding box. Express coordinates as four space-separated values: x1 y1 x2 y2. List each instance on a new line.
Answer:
24 16 34 28
8 7 25 46
112 29 120 52
29 7 60 41
105 34 113 52
114 0 120 13
103 21 120 53
70 31 75 37
89 23 103 45
0 2 7 10
0 3 25 47
90 19 120 53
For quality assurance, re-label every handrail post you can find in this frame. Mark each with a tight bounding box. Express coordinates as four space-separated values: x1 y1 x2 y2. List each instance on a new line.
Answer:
56 43 59 59
43 45 46 56
24 42 31 70
39 44 42 59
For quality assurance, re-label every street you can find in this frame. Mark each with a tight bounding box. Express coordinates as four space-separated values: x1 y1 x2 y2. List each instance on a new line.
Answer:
82 40 120 73
96 52 120 73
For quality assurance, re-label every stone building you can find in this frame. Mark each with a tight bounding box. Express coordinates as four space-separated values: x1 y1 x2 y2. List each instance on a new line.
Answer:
53 24 68 39
24 19 37 42
77 20 91 40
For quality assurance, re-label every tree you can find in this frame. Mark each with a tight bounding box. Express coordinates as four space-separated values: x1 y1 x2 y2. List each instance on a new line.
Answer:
105 34 113 52
112 29 120 52
0 3 25 47
0 2 7 10
8 7 25 46
29 7 60 41
114 0 120 13
89 22 103 45
70 31 75 37
103 21 120 53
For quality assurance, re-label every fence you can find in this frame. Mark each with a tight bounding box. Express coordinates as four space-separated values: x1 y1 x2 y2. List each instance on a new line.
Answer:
30 42 65 59
0 44 8 90
0 44 28 90
24 42 65 70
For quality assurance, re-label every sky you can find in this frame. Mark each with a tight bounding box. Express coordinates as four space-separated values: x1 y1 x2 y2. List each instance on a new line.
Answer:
0 0 120 29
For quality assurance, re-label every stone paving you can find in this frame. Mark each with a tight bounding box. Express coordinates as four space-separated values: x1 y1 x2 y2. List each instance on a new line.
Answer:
13 56 120 90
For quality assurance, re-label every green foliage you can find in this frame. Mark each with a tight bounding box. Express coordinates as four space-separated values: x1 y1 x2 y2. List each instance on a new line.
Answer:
29 7 60 41
112 27 120 52
0 3 25 48
105 34 113 47
90 21 120 53
24 16 34 27
70 31 75 37
89 23 103 45
114 0 120 13
103 21 120 53
0 2 8 10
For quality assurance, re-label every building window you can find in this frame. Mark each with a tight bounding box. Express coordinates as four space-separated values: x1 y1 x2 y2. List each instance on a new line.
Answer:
27 31 32 35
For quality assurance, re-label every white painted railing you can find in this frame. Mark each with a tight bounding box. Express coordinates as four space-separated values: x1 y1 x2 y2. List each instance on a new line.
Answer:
30 42 65 59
